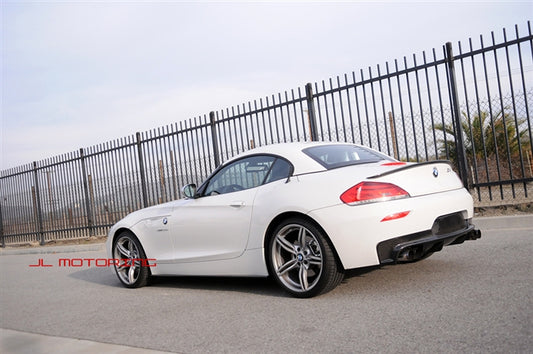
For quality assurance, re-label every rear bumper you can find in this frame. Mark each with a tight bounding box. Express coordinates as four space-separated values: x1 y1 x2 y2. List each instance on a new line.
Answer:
377 215 481 263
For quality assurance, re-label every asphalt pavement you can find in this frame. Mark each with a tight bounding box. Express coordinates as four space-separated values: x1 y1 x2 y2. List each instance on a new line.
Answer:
1 215 532 353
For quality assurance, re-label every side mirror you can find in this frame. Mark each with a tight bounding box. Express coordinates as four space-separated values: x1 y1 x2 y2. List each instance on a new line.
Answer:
182 184 197 199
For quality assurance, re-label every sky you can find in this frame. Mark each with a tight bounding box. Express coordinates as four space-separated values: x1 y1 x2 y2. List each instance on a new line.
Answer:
1 0 532 170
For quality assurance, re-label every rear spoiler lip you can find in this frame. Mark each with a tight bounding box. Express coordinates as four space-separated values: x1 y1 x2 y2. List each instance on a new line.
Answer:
368 160 453 179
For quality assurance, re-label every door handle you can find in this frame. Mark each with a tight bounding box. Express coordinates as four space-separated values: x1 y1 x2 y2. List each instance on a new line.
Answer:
229 201 245 208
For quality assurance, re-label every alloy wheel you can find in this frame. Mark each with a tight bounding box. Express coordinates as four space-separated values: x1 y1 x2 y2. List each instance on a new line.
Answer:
271 224 324 293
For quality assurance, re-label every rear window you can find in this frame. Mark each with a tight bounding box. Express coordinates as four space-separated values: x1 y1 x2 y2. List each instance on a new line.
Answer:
303 144 391 169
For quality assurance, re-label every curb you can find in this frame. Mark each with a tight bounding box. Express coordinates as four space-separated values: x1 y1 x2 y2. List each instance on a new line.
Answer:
0 328 171 354
0 242 106 256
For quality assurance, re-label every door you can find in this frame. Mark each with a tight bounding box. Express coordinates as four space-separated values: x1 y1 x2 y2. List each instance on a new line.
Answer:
168 155 278 262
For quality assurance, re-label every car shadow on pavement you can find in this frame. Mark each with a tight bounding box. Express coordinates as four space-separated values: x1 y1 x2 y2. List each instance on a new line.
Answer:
67 259 451 298
67 266 120 287
149 275 285 297
68 267 287 297
343 265 383 280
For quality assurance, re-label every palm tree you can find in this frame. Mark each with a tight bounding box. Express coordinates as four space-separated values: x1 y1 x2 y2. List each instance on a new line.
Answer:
435 110 528 164
434 109 530 180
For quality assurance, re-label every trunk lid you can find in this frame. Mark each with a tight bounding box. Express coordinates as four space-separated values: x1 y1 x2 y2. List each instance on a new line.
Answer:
368 161 464 197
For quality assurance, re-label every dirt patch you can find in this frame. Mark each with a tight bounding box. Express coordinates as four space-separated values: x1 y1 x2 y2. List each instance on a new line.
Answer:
474 202 533 217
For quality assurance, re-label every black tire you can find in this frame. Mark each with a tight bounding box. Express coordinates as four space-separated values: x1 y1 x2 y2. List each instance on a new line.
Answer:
112 231 150 288
267 218 344 298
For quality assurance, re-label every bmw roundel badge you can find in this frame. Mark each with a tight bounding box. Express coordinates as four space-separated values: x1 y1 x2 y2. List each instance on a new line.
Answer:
432 167 439 178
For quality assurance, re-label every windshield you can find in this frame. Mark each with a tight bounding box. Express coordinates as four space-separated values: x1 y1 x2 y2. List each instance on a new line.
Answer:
303 144 391 169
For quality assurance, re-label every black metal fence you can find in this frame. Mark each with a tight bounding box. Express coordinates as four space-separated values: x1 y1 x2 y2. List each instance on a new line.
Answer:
1 22 532 246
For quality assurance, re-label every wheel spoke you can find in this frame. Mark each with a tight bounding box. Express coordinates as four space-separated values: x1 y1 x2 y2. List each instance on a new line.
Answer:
297 226 306 248
117 260 127 270
277 258 298 276
308 254 322 266
299 265 309 291
128 240 135 254
276 235 297 255
128 264 136 284
116 242 130 258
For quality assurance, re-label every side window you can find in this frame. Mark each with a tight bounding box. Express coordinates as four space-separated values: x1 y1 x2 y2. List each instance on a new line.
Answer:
203 155 276 196
264 158 291 184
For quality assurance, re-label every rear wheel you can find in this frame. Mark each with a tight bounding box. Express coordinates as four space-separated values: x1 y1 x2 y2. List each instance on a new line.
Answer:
267 218 344 298
113 231 150 288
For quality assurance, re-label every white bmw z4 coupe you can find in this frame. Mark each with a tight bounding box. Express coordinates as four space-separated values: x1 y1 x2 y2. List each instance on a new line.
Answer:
106 142 481 297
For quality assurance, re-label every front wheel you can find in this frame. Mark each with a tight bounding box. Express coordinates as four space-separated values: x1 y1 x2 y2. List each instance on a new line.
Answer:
113 231 150 288
267 218 344 298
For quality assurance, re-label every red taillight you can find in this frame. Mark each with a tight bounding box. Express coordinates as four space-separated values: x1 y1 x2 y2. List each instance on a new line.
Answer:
381 161 407 166
340 182 409 205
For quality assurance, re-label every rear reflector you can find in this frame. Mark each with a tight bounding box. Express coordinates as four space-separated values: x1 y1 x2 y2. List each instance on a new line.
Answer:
340 182 409 205
381 211 411 222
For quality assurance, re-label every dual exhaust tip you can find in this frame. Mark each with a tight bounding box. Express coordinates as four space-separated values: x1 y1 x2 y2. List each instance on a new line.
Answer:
397 229 481 262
